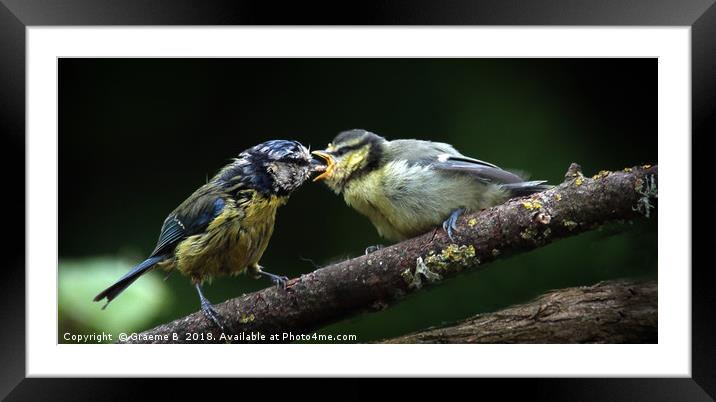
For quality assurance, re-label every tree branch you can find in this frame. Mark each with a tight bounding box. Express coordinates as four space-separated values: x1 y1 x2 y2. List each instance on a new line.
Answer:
120 163 657 343
380 279 657 344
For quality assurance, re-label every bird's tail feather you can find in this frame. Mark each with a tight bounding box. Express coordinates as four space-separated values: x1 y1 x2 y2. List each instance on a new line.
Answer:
501 180 552 196
93 255 166 308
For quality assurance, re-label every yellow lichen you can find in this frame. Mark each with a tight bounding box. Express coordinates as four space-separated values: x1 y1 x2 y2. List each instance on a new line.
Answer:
442 244 475 261
592 170 611 179
239 313 255 324
554 194 562 201
467 218 477 227
642 164 652 169
623 167 633 173
521 200 543 210
575 176 584 186
424 244 477 272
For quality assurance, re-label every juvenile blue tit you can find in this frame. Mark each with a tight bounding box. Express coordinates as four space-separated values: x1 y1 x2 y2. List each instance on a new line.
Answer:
94 140 325 329
312 129 550 245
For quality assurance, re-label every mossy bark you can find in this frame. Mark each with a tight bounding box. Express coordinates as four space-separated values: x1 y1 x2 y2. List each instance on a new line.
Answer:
120 163 657 344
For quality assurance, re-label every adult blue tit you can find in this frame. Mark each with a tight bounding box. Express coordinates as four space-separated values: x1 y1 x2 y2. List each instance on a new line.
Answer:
312 129 550 245
94 140 326 329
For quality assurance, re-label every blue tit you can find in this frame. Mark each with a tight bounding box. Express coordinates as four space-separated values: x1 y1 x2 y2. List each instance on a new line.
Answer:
312 129 550 244
94 140 326 329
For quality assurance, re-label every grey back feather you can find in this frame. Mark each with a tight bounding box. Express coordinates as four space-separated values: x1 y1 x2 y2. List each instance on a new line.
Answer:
384 139 523 185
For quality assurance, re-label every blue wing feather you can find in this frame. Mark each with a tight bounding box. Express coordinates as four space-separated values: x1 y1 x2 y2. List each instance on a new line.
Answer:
150 195 226 257
150 216 187 257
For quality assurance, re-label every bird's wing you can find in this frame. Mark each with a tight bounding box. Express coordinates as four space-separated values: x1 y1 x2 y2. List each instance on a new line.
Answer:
387 139 523 184
432 156 525 184
150 190 226 257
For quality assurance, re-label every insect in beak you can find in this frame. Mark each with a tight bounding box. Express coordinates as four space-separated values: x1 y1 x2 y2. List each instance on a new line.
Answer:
311 150 336 182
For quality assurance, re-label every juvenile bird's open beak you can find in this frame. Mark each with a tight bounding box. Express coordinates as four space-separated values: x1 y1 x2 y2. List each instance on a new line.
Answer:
311 150 336 182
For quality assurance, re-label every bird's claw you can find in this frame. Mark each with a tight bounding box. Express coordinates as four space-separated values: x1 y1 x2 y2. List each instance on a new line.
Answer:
442 208 465 241
271 275 290 290
259 269 289 290
200 300 225 332
364 244 384 255
195 283 225 331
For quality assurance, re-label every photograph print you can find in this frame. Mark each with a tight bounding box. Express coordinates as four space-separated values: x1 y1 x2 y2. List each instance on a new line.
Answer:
59 58 657 344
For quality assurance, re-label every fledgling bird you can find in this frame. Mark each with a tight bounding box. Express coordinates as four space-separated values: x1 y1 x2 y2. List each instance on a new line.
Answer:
94 140 325 329
312 129 550 244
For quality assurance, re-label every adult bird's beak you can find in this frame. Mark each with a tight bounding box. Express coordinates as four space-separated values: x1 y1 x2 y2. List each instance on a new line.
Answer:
311 150 336 182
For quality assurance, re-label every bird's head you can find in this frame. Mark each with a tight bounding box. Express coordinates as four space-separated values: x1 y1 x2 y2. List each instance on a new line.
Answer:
244 140 326 195
311 129 387 193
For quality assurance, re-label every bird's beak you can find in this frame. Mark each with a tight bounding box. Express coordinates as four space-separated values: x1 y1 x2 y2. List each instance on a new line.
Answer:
311 150 336 182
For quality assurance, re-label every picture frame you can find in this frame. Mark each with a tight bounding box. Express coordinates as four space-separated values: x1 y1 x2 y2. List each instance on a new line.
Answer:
1 0 710 398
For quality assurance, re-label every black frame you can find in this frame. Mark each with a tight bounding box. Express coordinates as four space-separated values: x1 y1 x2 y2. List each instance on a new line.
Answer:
1 1 712 399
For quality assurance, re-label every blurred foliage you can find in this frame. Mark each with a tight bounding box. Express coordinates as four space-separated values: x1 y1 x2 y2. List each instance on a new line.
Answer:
59 258 170 340
59 58 656 343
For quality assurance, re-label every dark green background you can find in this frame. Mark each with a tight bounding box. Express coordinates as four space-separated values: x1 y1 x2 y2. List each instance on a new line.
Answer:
59 58 656 343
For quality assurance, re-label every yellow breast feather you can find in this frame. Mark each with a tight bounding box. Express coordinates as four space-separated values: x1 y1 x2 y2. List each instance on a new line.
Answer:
174 192 287 283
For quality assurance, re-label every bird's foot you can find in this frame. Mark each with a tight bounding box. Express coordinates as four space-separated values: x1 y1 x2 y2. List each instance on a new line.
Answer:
364 244 384 255
200 299 225 332
442 208 465 241
258 269 289 290
195 283 225 331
